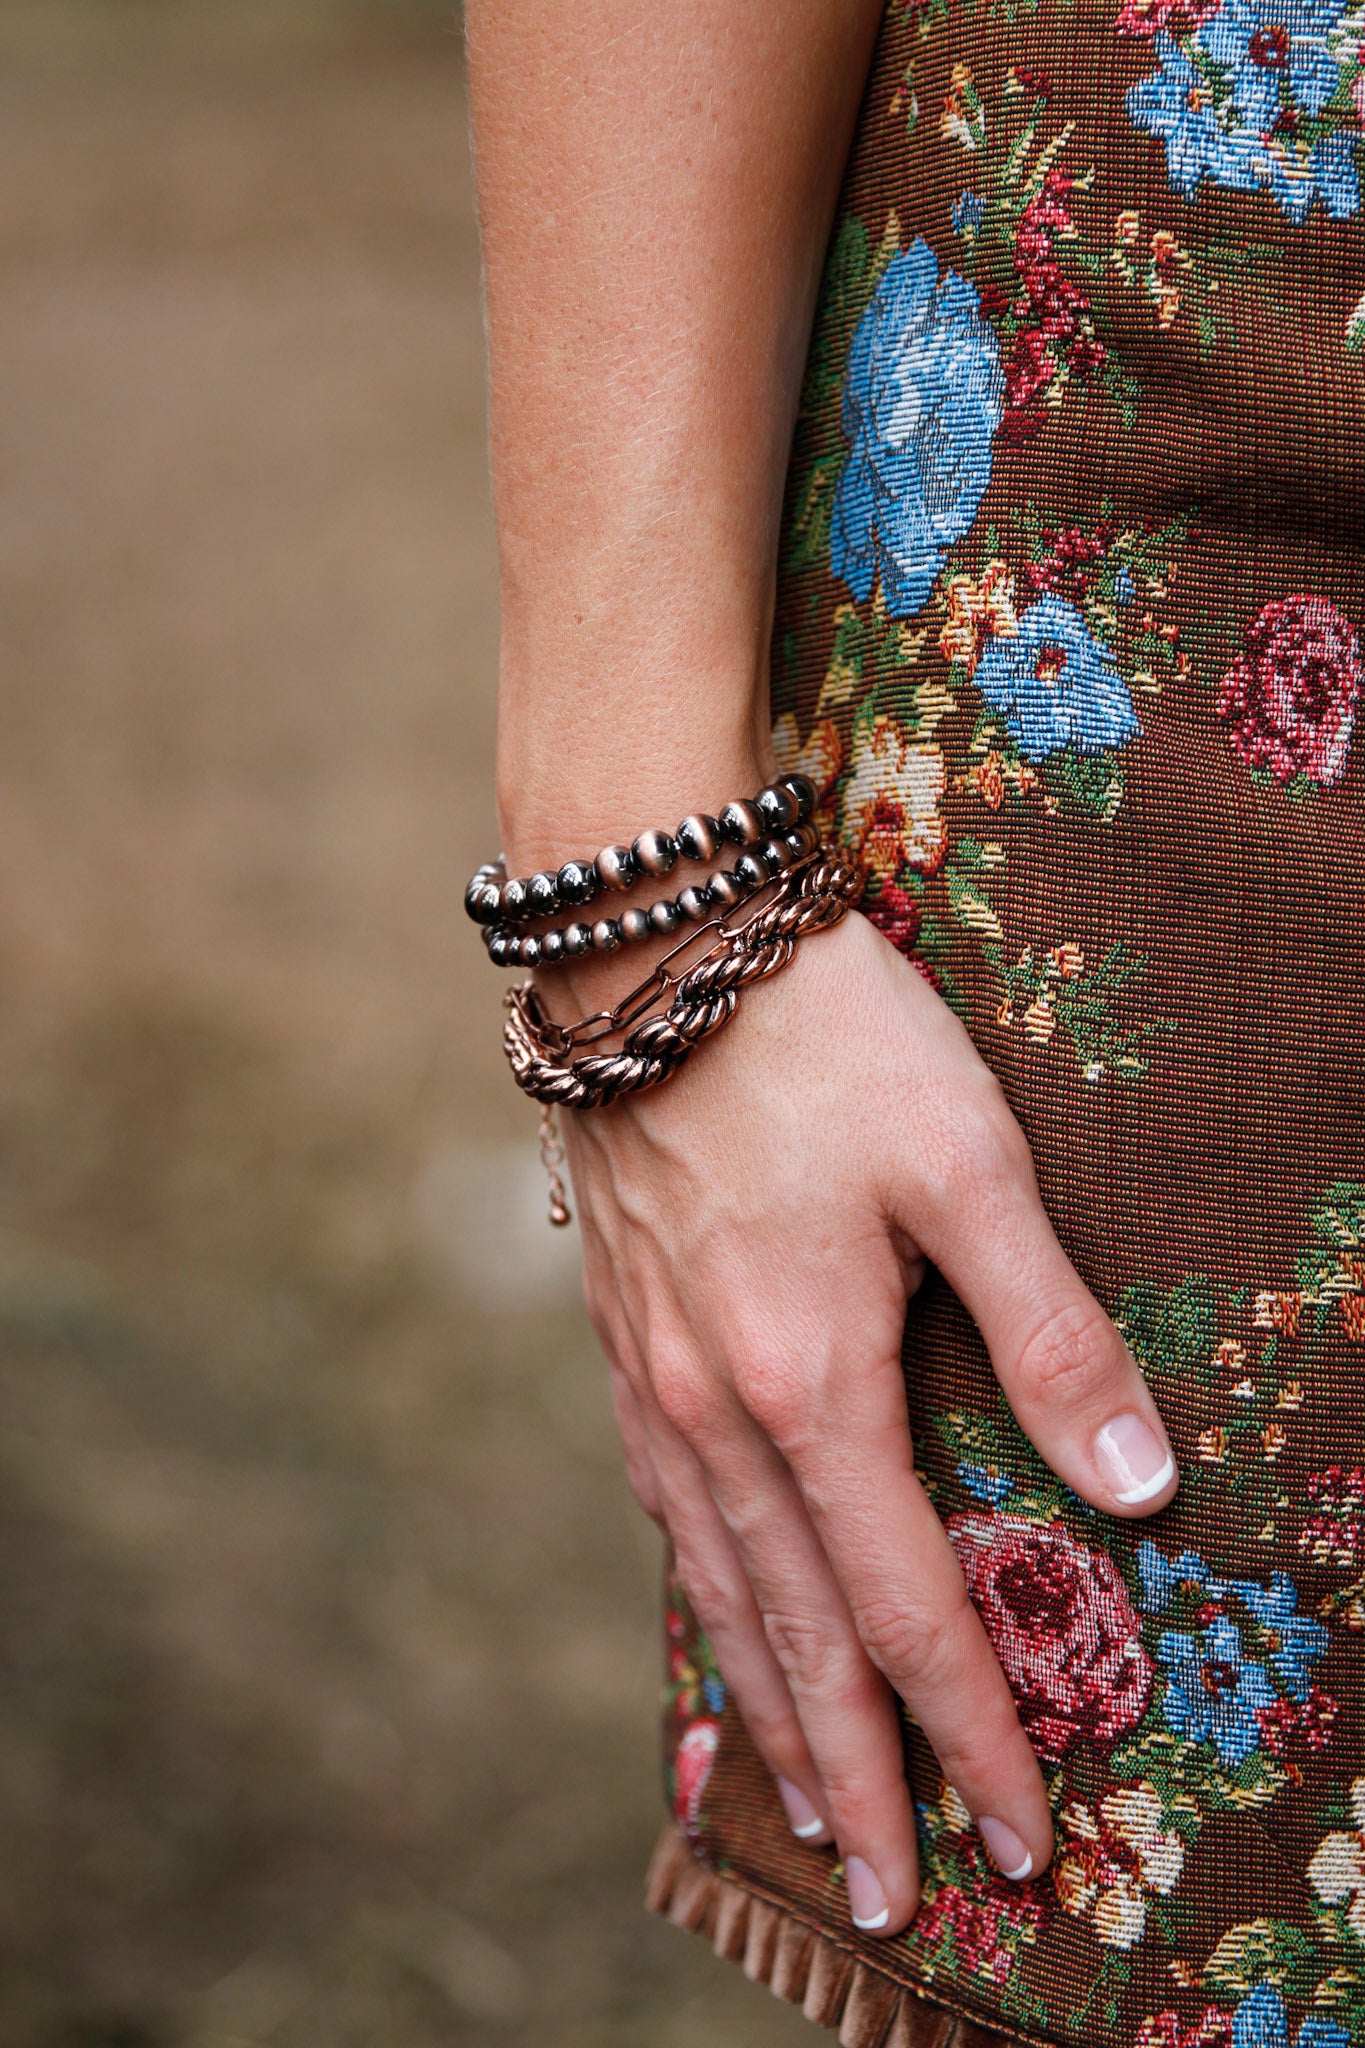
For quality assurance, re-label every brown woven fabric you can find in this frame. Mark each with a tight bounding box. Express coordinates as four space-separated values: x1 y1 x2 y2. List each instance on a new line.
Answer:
654 2 1365 2041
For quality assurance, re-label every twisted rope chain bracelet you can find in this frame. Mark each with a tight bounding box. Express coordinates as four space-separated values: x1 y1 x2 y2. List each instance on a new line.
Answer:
503 850 866 1119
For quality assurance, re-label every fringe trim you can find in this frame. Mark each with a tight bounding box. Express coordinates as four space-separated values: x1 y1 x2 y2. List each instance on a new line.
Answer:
645 1823 1017 2048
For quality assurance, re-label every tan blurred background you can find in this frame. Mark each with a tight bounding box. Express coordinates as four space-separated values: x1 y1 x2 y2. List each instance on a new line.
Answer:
0 5 812 2041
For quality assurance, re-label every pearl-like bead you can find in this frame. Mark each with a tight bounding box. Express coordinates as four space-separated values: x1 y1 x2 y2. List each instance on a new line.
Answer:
564 922 592 956
556 860 596 906
757 784 799 831
676 813 722 863
708 870 745 911
648 900 682 935
633 828 678 877
677 884 711 921
501 877 531 920
591 916 622 952
596 843 637 892
528 871 559 917
619 907 651 945
719 798 764 846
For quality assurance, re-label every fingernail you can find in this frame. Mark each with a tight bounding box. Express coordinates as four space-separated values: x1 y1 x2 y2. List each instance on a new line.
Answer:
844 1855 889 1931
1094 1410 1175 1505
776 1776 827 1841
978 1815 1035 1882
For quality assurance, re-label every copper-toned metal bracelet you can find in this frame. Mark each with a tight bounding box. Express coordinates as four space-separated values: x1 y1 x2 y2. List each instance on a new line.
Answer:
502 850 866 1117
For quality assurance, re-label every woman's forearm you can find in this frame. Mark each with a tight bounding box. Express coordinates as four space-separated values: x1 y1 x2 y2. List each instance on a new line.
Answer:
464 0 884 873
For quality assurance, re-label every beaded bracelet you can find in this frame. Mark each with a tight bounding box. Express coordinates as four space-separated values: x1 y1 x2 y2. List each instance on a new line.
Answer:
482 820 822 968
502 848 866 1112
464 773 815 928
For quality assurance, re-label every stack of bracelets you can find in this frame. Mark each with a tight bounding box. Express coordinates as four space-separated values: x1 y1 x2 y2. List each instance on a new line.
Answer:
464 773 866 1221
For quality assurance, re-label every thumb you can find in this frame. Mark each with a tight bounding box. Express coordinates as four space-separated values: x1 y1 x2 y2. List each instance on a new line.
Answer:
914 1119 1178 1518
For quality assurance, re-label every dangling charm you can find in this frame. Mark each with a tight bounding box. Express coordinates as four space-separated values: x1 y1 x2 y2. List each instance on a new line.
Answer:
538 1102 572 1227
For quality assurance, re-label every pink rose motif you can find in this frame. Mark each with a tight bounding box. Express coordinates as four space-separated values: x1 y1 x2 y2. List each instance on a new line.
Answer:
947 1513 1153 1761
673 1718 720 1836
1218 594 1362 786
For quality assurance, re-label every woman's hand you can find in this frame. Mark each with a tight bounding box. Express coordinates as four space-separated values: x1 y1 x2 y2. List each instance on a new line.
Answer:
566 908 1177 1936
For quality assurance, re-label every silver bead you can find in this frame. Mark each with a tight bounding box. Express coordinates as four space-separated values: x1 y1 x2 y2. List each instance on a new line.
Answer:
557 859 596 906
719 798 764 845
633 828 678 877
591 916 622 952
541 929 566 965
465 879 503 925
648 899 682 935
735 850 771 889
501 876 531 920
757 783 799 831
596 844 637 891
528 871 559 917
708 870 745 911
677 883 711 920
486 930 512 966
676 813 722 863
520 934 543 968
781 773 816 817
760 836 791 872
564 922 592 956
620 907 650 945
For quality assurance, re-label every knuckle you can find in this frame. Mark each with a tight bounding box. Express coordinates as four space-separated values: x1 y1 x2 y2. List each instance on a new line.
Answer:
650 1352 717 1439
673 1551 748 1638
1014 1296 1119 1403
761 1606 849 1693
856 1589 973 1692
731 1358 810 1449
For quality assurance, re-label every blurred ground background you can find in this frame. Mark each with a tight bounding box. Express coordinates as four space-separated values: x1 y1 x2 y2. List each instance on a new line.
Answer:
0 6 810 2041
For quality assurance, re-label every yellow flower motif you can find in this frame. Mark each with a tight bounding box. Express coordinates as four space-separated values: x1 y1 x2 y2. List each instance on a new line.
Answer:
1213 1338 1247 1373
1047 941 1085 980
1198 1426 1228 1463
842 716 947 879
770 713 845 799
1022 998 1057 1045
1114 209 1142 247
1055 1784 1185 1949
1308 1777 1365 1939
1276 1380 1304 1411
1261 1423 1288 1462
939 559 1019 675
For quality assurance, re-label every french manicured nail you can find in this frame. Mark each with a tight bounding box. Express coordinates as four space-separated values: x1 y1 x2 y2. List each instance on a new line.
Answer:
978 1815 1035 1882
1094 1410 1175 1505
844 1855 889 1931
776 1777 827 1841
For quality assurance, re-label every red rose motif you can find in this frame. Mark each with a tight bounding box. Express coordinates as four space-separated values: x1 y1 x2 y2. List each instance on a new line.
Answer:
673 1718 720 1837
946 1513 1153 1760
1218 595 1361 785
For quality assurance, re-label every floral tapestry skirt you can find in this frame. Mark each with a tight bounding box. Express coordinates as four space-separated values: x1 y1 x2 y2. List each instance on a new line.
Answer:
647 3 1365 2044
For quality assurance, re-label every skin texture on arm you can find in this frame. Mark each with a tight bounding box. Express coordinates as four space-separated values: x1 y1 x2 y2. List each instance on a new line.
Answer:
466 1 1179 1938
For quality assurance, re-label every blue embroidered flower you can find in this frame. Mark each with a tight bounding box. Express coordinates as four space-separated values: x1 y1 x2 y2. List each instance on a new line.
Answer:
1156 1614 1279 1765
1137 1541 1330 1763
702 1673 727 1713
1210 1569 1330 1698
1234 1984 1289 2048
1230 1984 1351 2048
973 596 1140 758
1205 0 1346 133
1128 37 1263 200
832 240 1004 619
952 190 986 235
1115 566 1136 604
1128 1 1361 221
1137 1539 1211 1609
1297 2022 1352 2048
958 1461 1012 1505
